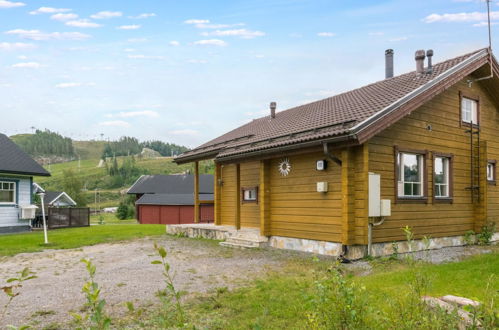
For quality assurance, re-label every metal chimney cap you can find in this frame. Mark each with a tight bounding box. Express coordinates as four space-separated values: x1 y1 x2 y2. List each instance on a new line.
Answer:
385 49 394 55
270 102 277 110
415 50 426 60
426 49 434 57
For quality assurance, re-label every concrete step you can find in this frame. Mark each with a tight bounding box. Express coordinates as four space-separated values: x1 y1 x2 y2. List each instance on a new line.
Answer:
219 241 262 249
220 235 269 249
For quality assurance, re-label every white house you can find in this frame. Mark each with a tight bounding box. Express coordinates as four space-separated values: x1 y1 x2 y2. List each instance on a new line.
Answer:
0 133 50 233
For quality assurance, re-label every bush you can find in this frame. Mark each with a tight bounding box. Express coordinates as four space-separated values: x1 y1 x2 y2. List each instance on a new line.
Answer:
116 201 135 220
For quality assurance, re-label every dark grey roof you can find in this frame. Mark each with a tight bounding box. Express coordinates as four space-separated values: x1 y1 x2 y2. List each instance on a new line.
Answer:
127 174 214 194
44 191 63 204
136 193 214 206
0 133 50 177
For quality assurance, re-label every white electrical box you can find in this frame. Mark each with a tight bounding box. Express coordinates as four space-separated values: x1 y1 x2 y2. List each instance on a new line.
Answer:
369 172 381 217
317 181 328 193
20 205 38 220
380 199 391 217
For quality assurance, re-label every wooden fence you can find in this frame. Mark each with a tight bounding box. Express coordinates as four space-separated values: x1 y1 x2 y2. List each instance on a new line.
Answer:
33 207 90 229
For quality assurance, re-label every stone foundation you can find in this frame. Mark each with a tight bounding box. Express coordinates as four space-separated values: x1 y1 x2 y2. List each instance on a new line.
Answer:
269 236 343 256
166 224 232 240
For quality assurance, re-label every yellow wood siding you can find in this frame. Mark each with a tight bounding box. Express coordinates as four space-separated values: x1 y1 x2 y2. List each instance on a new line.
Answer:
220 164 236 226
269 152 343 242
240 161 260 228
369 77 499 242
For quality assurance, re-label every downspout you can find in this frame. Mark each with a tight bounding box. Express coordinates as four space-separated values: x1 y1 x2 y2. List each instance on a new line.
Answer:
367 217 385 256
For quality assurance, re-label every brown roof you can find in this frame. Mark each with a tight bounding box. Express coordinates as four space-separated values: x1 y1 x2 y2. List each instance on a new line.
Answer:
175 48 494 163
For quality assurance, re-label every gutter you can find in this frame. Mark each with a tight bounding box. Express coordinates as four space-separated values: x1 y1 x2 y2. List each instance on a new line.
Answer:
216 133 358 163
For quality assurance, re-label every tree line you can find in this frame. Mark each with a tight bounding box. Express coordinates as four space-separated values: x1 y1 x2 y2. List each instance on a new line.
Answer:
14 130 75 157
101 137 188 159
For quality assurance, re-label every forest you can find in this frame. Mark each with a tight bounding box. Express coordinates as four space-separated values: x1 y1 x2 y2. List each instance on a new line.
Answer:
13 130 75 158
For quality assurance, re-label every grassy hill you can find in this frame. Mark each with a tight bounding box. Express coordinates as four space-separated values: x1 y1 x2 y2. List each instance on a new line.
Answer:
35 157 213 209
73 140 107 160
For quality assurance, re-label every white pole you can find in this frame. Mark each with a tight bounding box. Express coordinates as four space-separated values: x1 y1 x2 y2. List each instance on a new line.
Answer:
39 193 48 244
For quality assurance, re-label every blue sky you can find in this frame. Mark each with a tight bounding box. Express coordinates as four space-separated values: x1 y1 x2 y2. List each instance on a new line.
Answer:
0 0 497 147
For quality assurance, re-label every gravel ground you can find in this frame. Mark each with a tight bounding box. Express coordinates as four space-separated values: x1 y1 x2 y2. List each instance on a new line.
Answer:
0 236 295 329
0 236 494 329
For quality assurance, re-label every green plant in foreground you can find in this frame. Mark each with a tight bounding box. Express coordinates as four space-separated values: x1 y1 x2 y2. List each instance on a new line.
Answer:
402 225 414 253
464 230 476 246
1 268 37 328
466 275 499 329
152 243 186 327
477 222 496 245
73 258 111 330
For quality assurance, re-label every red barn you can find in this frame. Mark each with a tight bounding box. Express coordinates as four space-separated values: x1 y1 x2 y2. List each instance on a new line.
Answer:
127 174 214 224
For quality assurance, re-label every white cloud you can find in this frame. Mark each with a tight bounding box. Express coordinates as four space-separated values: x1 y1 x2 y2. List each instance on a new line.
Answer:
127 54 165 60
117 24 141 30
0 0 25 9
423 11 499 23
129 13 156 19
169 40 180 46
187 59 208 64
368 31 384 36
106 110 159 118
184 19 209 25
51 13 78 21
201 29 265 39
473 21 499 27
0 42 35 51
55 82 95 88
66 19 102 28
98 120 131 128
6 29 91 41
169 129 198 136
11 61 41 68
90 11 122 19
123 48 135 52
389 36 408 42
17 55 27 59
29 7 70 14
317 32 336 37
193 39 227 46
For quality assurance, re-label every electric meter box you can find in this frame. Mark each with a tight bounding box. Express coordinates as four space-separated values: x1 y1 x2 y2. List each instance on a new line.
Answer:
368 173 381 217
317 182 328 193
20 205 38 220
380 199 391 217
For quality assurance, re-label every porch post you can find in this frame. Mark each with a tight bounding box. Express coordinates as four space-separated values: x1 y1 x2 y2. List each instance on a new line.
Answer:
214 162 222 225
235 163 241 230
194 161 200 223
259 159 271 236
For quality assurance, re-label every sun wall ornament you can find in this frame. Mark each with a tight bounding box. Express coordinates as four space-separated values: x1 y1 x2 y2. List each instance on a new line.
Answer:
278 158 291 176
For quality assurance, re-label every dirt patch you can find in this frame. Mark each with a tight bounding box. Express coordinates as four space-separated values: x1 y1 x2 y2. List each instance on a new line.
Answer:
0 236 297 329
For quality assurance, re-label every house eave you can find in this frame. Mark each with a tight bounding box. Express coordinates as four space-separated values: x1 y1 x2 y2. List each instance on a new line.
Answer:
0 170 50 177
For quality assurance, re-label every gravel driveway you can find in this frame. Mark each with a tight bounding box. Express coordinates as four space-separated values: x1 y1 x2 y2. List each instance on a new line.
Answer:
0 236 294 329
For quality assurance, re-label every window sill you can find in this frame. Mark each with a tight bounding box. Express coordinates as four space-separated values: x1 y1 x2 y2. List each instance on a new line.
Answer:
0 203 17 207
434 197 453 204
487 180 496 186
241 200 258 204
396 197 428 204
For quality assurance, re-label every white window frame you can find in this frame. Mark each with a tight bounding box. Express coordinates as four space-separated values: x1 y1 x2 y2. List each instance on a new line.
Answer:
461 97 478 125
0 181 16 205
487 162 496 182
397 152 424 198
434 156 450 198
242 187 258 202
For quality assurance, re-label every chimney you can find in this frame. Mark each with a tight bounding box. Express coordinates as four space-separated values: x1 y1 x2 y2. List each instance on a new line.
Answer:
415 50 426 74
270 102 276 119
385 49 394 79
426 49 433 74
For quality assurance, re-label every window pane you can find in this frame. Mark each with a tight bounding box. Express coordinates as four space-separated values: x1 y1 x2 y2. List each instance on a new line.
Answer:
0 191 13 202
403 154 420 182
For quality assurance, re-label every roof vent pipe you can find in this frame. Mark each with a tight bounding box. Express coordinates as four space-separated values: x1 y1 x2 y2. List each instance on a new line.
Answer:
270 102 276 118
415 50 426 74
426 49 434 74
385 49 394 79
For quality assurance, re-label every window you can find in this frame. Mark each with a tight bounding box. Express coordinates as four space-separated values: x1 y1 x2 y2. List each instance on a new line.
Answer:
0 181 16 204
434 156 450 198
397 152 424 198
242 187 258 203
461 97 478 124
487 161 496 183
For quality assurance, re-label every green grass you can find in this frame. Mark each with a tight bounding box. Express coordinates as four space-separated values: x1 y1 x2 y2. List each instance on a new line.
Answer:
0 224 165 257
90 213 137 225
181 251 498 329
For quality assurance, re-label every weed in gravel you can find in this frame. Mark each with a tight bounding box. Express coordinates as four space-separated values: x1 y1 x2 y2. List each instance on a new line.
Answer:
32 310 56 317
1 267 37 326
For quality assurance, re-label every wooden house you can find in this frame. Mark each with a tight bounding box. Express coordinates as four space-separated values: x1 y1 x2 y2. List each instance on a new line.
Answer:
0 133 50 233
174 48 499 258
127 174 214 224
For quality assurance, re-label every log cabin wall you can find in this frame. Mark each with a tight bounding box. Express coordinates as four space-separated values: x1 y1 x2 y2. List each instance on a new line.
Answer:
369 76 499 243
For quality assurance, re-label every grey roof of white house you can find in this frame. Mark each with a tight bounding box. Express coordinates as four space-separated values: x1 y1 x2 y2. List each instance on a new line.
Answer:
0 133 50 177
136 193 214 206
